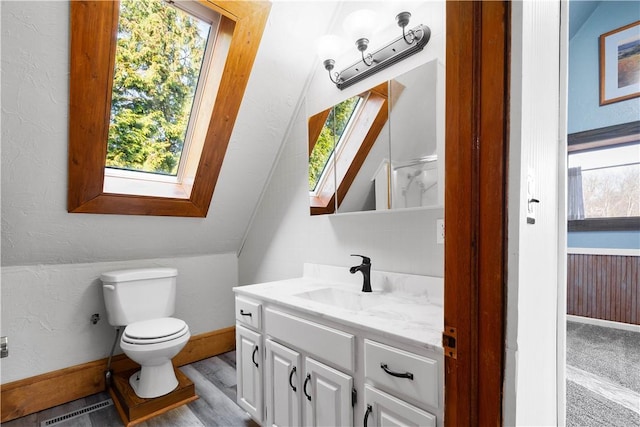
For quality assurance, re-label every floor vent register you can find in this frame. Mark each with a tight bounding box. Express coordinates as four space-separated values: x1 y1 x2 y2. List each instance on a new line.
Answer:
40 399 114 427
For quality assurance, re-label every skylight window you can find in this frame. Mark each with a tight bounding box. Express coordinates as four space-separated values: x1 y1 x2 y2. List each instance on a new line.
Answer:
309 96 361 192
68 0 271 216
106 0 217 180
308 83 389 215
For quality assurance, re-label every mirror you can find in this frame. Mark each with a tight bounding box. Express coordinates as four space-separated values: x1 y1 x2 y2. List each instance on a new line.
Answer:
308 59 444 215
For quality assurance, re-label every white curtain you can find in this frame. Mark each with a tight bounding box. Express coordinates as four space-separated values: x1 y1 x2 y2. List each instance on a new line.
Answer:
568 166 585 220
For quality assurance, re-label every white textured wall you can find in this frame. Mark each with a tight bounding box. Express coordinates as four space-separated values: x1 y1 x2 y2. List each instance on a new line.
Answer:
0 1 334 267
239 101 444 285
0 254 237 383
0 0 336 384
238 1 445 286
505 1 561 425
238 102 444 286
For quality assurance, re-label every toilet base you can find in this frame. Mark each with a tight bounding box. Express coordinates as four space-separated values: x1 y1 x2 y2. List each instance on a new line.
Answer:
129 362 178 398
109 367 197 426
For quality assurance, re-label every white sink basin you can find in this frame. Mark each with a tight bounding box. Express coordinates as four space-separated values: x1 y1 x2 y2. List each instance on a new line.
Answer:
293 287 387 311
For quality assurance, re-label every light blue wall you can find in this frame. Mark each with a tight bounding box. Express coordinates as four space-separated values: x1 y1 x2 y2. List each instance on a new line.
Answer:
567 1 640 249
568 231 640 249
568 1 640 134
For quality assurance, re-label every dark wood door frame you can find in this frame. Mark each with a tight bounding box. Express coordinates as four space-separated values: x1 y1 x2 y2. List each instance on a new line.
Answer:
444 2 510 425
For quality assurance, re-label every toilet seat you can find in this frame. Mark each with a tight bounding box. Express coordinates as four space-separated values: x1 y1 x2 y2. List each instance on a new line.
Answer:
122 317 189 345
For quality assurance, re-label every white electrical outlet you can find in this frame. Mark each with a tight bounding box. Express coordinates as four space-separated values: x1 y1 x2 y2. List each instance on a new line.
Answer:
437 219 445 244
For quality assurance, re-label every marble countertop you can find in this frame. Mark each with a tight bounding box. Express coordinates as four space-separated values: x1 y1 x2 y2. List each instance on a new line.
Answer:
233 266 444 352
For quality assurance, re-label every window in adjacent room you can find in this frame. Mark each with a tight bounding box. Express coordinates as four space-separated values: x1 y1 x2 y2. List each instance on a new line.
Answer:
567 121 640 231
568 143 639 218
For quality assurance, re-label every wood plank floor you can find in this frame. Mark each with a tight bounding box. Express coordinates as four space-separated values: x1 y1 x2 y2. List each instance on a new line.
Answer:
3 351 259 427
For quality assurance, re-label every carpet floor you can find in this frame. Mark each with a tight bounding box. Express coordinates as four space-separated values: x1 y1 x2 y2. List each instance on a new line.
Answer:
566 321 640 427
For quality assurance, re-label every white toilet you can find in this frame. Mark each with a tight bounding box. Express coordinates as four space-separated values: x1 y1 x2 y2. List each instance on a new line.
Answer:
101 268 190 399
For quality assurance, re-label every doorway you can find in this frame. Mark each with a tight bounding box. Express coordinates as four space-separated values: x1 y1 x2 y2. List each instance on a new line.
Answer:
563 2 640 425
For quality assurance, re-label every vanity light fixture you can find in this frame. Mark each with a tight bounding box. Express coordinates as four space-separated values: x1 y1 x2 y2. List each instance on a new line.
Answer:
318 10 430 90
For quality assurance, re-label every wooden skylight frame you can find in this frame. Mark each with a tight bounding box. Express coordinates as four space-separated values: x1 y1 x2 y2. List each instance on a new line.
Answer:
68 0 271 217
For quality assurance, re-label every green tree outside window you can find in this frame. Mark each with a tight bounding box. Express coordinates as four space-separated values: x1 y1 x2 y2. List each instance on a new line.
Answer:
107 0 209 176
309 96 360 191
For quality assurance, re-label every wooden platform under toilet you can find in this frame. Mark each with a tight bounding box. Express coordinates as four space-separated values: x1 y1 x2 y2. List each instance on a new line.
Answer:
108 367 197 426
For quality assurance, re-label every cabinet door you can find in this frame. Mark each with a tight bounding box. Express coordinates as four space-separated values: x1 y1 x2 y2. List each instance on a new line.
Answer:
304 357 353 427
236 324 263 423
265 339 302 427
363 385 436 427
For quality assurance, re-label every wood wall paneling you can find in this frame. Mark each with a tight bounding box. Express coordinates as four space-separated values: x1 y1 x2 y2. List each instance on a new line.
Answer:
567 254 640 325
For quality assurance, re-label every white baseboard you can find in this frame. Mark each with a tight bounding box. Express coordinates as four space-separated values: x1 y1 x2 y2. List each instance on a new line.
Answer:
567 315 640 333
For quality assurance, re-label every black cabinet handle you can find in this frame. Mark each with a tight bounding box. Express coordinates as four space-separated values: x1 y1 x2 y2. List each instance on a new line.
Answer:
289 366 297 392
240 309 252 317
252 346 259 368
364 404 372 427
303 374 312 401
380 363 414 380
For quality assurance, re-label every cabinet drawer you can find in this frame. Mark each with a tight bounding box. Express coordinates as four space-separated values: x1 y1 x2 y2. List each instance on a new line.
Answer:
265 308 355 372
364 384 436 427
235 297 262 330
364 339 439 408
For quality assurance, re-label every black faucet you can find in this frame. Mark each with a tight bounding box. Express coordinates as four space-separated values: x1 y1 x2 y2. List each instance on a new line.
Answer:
349 254 372 292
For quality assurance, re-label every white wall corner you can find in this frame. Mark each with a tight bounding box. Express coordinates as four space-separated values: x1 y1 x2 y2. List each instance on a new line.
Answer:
506 1 562 425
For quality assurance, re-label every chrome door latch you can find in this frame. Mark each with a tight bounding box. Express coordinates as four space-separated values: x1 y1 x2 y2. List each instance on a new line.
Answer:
1 336 8 358
442 326 457 359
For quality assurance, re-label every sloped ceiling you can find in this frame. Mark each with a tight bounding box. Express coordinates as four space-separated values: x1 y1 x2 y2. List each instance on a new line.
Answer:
0 1 339 266
569 0 601 39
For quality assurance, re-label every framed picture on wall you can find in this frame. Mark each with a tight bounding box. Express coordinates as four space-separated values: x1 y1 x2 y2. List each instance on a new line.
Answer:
599 20 640 105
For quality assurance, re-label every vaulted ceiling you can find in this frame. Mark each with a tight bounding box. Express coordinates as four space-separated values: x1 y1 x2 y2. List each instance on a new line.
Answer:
0 1 337 265
1 1 436 266
569 0 601 39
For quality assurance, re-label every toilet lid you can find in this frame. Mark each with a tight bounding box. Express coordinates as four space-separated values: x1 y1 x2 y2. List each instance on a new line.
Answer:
123 318 189 344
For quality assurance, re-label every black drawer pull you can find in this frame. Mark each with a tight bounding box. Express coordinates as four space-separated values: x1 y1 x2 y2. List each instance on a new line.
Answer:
289 366 297 392
364 404 372 427
303 374 312 401
252 346 259 368
240 309 252 317
380 363 414 380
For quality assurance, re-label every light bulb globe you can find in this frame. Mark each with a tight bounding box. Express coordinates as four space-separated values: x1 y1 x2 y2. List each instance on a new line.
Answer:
316 34 344 61
343 9 378 42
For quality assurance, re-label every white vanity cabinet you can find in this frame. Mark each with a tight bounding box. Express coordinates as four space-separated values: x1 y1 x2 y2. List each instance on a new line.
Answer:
361 340 439 427
264 338 301 426
363 385 436 427
234 273 444 427
303 357 354 426
235 297 264 423
265 338 354 427
264 307 355 426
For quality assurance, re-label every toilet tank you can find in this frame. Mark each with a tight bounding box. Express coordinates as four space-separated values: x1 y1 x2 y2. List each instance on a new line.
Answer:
101 268 178 326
